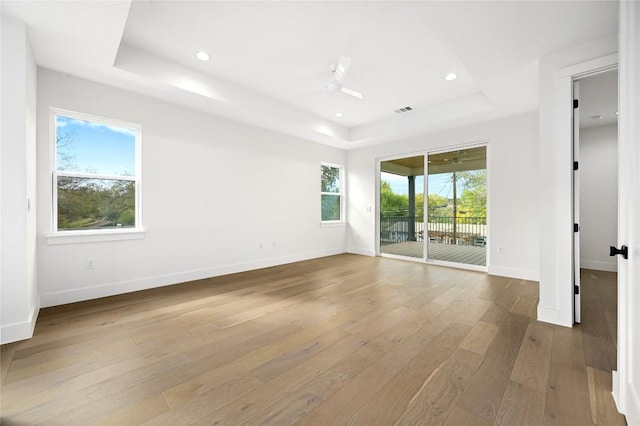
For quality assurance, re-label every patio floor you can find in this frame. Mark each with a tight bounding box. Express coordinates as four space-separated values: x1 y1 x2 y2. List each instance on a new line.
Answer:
381 241 486 266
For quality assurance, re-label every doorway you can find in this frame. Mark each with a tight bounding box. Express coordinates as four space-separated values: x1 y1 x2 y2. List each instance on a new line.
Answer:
573 69 618 324
379 155 425 260
426 146 487 266
378 145 487 269
571 68 622 419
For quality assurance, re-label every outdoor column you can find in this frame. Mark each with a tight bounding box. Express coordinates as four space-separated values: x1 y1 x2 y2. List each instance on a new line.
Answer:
408 175 415 241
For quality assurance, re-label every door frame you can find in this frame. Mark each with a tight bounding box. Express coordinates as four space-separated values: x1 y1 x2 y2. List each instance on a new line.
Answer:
375 149 426 260
375 140 489 273
542 53 617 329
424 142 489 272
554 4 640 419
612 1 640 422
572 79 581 324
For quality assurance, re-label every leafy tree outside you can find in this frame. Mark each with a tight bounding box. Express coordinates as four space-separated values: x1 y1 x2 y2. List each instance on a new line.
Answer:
380 169 486 224
56 120 136 230
321 165 342 221
457 170 487 221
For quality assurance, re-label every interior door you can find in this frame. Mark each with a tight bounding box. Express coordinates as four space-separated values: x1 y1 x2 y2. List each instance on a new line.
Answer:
572 80 581 323
617 80 640 424
615 1 640 421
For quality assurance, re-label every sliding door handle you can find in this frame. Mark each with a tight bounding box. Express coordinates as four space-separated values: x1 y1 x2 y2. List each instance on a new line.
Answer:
609 245 628 259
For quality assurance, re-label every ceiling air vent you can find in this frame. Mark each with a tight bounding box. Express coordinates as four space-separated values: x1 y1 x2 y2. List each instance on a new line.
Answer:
394 106 413 114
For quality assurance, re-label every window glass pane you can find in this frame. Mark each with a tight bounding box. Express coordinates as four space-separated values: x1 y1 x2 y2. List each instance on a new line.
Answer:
321 165 340 193
57 176 135 230
321 194 341 221
56 115 136 175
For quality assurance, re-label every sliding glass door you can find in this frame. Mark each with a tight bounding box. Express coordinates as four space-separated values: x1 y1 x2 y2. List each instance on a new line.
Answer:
378 146 487 268
379 156 425 259
426 146 487 266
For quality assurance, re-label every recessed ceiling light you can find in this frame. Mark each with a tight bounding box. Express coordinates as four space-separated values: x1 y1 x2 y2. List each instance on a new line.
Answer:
335 112 344 118
196 51 210 61
444 72 458 81
616 111 620 115
590 115 604 120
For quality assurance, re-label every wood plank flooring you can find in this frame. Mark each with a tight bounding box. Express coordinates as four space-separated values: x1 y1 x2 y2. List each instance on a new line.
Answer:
0 255 625 425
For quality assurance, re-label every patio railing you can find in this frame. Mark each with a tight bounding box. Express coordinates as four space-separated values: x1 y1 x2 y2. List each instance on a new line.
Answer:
380 216 486 246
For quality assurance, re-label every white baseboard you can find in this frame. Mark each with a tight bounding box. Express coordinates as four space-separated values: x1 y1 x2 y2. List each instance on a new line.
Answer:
347 248 376 257
488 265 539 282
39 248 346 308
581 259 617 272
612 370 621 412
612 371 640 426
537 304 573 328
1 300 40 344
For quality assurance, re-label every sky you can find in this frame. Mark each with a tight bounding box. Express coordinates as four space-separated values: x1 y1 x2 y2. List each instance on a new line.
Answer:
56 115 136 176
382 171 457 199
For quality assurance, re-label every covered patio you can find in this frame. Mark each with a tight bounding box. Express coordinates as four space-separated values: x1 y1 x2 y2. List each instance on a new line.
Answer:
380 147 487 267
381 241 486 266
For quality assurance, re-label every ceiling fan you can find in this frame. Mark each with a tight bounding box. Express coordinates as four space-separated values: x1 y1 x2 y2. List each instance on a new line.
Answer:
325 56 364 100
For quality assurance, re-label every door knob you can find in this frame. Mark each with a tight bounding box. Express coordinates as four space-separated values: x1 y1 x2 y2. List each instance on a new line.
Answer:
609 245 628 259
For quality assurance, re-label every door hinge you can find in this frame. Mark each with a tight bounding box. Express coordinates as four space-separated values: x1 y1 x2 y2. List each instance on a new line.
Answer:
574 223 579 232
574 285 580 295
573 161 579 171
573 99 579 109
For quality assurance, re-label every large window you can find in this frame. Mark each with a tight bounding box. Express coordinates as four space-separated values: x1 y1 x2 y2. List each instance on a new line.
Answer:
52 109 141 233
321 163 344 222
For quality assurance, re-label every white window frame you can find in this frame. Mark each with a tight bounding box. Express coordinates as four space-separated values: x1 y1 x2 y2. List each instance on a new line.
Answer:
320 162 345 225
47 108 144 245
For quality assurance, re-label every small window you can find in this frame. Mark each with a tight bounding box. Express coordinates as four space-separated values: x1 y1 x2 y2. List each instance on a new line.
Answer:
52 109 141 233
321 163 344 222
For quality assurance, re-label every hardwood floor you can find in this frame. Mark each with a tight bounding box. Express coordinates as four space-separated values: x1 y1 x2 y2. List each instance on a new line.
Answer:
0 255 625 425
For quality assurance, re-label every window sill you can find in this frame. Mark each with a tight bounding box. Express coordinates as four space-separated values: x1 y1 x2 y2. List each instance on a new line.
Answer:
46 229 146 245
320 221 346 228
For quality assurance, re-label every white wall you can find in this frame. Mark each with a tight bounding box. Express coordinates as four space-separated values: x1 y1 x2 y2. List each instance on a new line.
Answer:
36 70 347 307
346 112 540 281
1 15 39 343
580 124 618 272
537 36 617 327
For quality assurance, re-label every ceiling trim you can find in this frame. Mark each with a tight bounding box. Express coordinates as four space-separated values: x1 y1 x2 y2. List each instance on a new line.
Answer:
114 44 351 147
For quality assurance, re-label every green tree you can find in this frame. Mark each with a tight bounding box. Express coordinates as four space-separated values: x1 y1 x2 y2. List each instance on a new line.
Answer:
415 192 425 222
56 132 136 229
427 193 451 220
102 180 135 225
321 165 341 220
380 180 408 216
321 165 340 192
457 170 486 220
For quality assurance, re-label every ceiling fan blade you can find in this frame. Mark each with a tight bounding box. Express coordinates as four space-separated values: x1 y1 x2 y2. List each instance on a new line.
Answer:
333 56 352 83
341 86 363 100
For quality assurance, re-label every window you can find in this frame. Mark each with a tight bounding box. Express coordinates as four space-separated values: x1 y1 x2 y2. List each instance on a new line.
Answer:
321 163 344 222
52 109 141 234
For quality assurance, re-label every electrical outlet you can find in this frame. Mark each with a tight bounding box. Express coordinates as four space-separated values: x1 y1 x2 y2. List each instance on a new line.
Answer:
85 258 95 269
498 247 504 254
